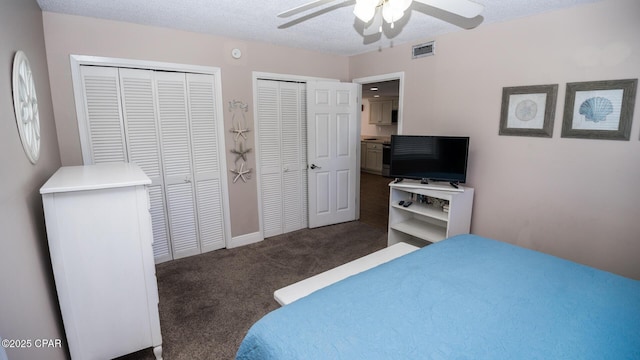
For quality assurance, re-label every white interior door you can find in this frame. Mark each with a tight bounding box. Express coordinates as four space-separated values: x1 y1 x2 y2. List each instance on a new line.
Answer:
307 81 359 228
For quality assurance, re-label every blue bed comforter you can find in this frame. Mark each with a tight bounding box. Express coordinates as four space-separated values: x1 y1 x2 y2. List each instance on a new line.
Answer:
236 234 640 360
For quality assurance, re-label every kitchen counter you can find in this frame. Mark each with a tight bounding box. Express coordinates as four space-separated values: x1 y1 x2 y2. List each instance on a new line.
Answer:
360 136 390 144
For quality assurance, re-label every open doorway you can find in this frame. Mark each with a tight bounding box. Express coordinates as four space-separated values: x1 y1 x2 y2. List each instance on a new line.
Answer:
354 72 404 137
353 73 404 231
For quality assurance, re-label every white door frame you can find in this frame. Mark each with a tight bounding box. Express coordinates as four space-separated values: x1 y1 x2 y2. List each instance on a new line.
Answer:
69 54 231 250
352 72 405 135
252 72 342 238
352 72 403 221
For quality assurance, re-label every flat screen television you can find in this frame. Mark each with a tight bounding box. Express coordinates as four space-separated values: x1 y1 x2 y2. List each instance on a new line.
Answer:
389 135 469 184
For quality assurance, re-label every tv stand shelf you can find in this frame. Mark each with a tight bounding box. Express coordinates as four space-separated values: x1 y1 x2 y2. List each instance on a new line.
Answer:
391 201 449 222
388 182 474 246
390 218 447 243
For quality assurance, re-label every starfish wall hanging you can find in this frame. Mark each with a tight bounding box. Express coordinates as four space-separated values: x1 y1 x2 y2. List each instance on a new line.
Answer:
230 162 252 183
231 121 250 141
228 100 253 184
228 100 249 113
231 142 252 163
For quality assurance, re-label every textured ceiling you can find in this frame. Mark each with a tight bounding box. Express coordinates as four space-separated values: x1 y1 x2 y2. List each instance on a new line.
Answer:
36 0 600 56
362 80 400 99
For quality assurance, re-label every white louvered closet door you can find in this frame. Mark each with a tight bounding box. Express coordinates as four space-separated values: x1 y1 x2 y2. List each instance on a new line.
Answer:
118 68 172 262
300 85 308 227
257 80 283 238
77 64 228 263
79 66 127 163
280 82 307 233
256 80 307 238
186 73 226 252
155 72 201 259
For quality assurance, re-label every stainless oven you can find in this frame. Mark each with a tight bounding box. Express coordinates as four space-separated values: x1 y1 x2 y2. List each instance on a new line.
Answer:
382 143 391 177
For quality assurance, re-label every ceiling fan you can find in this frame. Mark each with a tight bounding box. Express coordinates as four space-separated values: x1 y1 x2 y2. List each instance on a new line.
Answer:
278 0 484 35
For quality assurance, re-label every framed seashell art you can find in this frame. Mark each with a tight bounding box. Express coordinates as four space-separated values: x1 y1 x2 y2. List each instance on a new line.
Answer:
561 79 637 140
499 84 558 137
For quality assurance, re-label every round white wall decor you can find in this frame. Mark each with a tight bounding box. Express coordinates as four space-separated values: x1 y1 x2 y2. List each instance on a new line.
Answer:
12 51 41 164
231 48 242 59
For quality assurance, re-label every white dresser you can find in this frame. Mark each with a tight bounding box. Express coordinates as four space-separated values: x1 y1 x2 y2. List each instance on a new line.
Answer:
40 163 162 360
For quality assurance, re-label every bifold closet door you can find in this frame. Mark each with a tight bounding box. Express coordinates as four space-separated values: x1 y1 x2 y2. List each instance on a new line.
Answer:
154 72 201 259
78 65 226 262
118 68 172 262
185 74 226 252
149 72 227 257
281 82 307 234
78 66 128 164
154 72 226 257
80 66 175 262
257 80 283 238
256 80 307 238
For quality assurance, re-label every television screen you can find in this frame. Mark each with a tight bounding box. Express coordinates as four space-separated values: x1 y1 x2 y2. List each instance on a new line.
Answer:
389 135 469 183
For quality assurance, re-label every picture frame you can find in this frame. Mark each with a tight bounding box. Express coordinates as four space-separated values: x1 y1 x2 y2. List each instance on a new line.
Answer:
499 84 558 137
561 79 637 140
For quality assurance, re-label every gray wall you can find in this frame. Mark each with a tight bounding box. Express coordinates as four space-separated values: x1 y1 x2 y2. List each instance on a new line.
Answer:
41 12 350 239
0 2 637 359
0 0 66 359
350 0 640 279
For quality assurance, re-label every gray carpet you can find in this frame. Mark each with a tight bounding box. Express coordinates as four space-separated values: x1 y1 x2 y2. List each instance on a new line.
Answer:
118 221 387 360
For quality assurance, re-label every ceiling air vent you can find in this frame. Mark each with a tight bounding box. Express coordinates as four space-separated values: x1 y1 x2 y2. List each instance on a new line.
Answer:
412 41 435 59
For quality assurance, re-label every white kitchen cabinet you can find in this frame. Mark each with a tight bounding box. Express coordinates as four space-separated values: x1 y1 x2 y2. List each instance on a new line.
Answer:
40 163 162 360
368 99 393 125
363 142 383 174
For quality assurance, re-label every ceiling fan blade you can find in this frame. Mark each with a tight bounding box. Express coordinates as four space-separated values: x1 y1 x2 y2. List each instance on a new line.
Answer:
412 2 483 29
279 1 355 29
414 0 484 18
278 0 337 18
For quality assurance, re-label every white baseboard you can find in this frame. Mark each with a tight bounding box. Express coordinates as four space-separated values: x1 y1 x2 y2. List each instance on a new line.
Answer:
227 231 263 249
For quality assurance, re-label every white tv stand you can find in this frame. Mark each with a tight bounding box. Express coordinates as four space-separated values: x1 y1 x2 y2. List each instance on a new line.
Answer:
388 181 474 246
391 178 464 192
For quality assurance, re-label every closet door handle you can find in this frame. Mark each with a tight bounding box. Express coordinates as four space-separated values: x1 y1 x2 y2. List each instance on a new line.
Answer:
310 164 321 170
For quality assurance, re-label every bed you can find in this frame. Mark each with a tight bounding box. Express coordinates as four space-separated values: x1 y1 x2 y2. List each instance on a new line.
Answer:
236 234 640 359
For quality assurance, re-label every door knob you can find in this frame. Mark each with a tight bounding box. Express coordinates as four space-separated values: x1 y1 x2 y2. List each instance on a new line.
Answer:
310 164 321 170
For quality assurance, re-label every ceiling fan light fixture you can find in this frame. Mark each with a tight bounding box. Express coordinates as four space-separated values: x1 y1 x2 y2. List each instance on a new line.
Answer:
354 0 378 22
280 0 484 37
355 0 413 29
382 0 411 24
